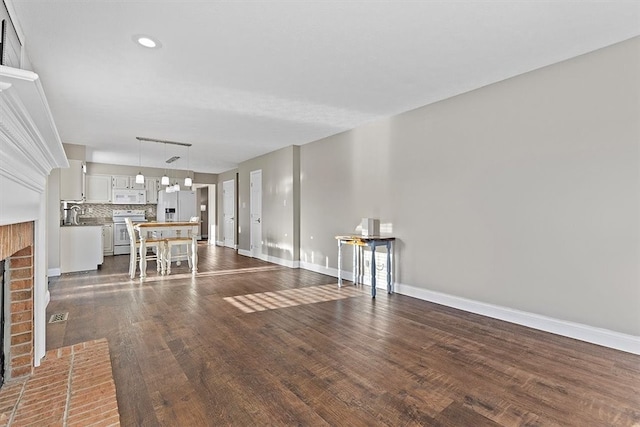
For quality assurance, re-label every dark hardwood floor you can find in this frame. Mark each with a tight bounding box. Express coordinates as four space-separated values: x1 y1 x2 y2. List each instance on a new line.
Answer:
47 244 640 426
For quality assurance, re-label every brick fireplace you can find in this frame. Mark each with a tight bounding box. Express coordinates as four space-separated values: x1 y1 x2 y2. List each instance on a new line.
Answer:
1 47 68 381
0 222 35 382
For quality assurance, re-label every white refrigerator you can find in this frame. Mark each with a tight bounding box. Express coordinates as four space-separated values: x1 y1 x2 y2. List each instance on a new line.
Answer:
157 190 197 260
158 190 197 222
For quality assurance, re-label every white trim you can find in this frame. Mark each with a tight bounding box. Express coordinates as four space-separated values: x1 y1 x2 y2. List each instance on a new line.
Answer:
0 65 66 369
298 262 640 355
47 268 61 277
395 282 640 356
2 1 26 44
34 209 45 366
215 240 225 246
263 254 299 269
242 250 300 269
300 261 349 281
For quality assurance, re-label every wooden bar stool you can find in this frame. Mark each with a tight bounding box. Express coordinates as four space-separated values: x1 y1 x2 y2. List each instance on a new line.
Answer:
125 218 164 279
163 217 198 275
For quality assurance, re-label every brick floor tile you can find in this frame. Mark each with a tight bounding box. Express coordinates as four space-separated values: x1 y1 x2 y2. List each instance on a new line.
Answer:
0 338 119 426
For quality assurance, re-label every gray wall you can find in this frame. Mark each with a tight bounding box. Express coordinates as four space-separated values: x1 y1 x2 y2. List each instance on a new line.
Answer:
300 37 640 336
237 145 300 262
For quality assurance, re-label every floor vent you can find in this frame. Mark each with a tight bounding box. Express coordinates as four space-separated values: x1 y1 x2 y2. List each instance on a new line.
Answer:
48 312 69 323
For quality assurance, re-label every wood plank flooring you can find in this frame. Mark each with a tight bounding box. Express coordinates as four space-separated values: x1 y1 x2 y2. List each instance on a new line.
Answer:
46 244 640 426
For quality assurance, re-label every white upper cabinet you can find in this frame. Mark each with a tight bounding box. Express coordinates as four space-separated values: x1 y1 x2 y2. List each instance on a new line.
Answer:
60 159 85 201
112 175 131 189
112 175 145 190
145 177 160 204
85 175 112 203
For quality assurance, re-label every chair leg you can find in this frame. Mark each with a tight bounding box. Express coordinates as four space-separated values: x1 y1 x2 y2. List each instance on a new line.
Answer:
156 245 162 273
129 250 136 279
165 245 172 275
186 244 193 269
161 242 167 274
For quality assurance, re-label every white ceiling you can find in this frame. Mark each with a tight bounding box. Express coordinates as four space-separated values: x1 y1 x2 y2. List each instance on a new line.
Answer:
8 1 640 174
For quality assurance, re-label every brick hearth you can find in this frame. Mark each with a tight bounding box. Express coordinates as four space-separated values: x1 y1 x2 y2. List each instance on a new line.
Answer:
0 339 120 426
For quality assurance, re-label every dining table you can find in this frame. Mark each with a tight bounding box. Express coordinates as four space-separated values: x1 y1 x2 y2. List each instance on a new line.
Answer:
134 221 199 278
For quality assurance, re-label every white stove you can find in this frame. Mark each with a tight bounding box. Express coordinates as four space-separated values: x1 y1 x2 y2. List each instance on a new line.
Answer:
112 209 146 255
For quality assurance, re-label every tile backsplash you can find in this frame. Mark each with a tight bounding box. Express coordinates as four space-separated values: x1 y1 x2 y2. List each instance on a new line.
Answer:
61 203 157 222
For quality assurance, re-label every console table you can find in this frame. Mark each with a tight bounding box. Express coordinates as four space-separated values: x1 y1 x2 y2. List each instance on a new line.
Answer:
335 235 396 298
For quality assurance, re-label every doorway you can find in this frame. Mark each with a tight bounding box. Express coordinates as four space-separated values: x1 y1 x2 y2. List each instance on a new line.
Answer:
222 179 235 249
250 170 262 259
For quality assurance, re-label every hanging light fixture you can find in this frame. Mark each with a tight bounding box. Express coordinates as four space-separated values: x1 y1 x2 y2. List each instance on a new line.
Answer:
135 138 145 184
166 144 181 192
161 142 170 186
184 145 193 187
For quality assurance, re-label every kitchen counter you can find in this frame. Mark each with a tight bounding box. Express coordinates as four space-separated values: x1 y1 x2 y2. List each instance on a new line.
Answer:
61 217 113 227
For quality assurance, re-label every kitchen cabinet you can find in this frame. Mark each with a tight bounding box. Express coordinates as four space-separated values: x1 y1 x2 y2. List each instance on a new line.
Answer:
85 175 112 203
130 177 145 190
60 226 103 273
145 177 160 204
102 224 113 255
60 159 85 201
113 175 145 190
112 175 130 189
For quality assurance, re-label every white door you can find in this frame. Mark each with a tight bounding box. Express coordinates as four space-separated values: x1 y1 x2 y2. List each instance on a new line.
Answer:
250 170 262 258
223 179 235 248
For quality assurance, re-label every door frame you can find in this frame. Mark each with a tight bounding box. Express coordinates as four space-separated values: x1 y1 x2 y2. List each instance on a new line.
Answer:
222 179 235 249
250 169 263 259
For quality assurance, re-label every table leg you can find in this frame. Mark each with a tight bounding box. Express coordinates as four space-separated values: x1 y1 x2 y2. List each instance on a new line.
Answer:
370 245 376 298
139 237 147 279
387 241 393 294
337 240 342 287
359 246 364 285
191 236 198 273
352 243 358 285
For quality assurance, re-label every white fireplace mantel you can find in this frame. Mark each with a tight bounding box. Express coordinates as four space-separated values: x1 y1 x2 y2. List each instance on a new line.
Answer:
1 66 67 221
0 65 67 367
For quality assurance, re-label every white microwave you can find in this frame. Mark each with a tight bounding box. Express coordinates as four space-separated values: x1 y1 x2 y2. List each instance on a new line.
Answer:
113 189 146 205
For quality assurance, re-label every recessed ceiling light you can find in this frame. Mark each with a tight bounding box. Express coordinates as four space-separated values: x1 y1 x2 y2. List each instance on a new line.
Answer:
133 34 162 49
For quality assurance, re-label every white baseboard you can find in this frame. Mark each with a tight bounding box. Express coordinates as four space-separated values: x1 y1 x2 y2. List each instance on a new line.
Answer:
298 263 640 355
47 268 61 277
215 240 225 246
300 261 343 279
242 250 300 268
264 254 299 269
396 282 640 355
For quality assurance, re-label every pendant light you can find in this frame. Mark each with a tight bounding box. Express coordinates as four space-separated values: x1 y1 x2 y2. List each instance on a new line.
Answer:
135 138 145 184
184 145 192 187
161 142 170 186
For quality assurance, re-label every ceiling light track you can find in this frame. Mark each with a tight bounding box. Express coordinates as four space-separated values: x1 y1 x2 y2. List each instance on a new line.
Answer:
135 137 192 147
